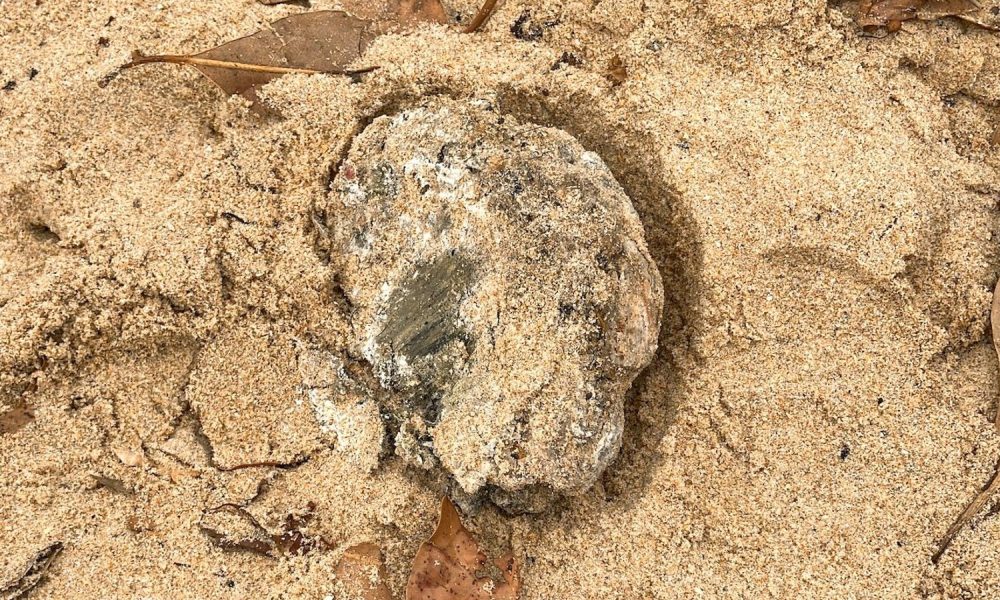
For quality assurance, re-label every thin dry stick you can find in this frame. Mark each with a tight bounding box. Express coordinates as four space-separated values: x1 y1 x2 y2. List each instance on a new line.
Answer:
992 277 1000 429
463 0 501 33
123 52 378 76
933 457 1000 563
933 278 1000 564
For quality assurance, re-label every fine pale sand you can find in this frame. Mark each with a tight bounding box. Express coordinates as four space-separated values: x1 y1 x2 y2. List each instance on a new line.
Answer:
3 0 1000 598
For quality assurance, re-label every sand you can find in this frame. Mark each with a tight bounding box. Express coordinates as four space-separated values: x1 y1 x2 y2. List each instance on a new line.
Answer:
3 0 1000 597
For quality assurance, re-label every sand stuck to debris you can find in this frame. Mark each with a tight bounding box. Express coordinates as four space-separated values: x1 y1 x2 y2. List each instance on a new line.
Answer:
4 0 1000 597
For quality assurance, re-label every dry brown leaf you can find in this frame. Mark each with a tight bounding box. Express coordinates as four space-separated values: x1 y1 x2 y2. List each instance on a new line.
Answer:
858 0 924 30
124 11 379 110
335 543 392 600
406 497 520 600
124 1 500 111
0 405 34 435
0 542 63 600
857 0 997 32
396 0 450 25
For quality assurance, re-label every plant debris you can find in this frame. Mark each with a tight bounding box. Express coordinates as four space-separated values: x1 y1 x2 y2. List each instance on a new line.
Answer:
606 55 628 86
215 456 310 472
123 0 500 111
857 0 999 33
0 542 63 600
463 0 500 32
993 274 1000 430
272 502 328 555
199 502 329 557
933 457 1000 563
335 543 392 600
932 277 1000 563
0 405 34 435
90 473 132 495
124 11 379 109
406 497 520 600
200 504 275 556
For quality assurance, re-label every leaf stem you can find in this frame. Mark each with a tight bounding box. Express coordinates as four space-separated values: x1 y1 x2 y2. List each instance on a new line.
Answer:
992 276 1000 429
123 52 378 76
463 0 500 33
933 457 1000 564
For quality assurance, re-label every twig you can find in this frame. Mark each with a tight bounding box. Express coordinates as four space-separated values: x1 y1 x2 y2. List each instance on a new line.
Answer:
215 456 309 472
933 457 1000 563
932 278 1000 563
463 0 501 33
992 276 1000 429
123 52 378 76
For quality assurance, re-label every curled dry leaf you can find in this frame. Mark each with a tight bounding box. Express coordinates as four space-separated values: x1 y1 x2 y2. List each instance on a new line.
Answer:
335 543 392 600
0 542 63 600
857 0 998 32
406 497 520 600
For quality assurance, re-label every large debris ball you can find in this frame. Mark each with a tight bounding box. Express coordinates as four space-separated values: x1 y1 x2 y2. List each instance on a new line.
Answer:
328 98 663 509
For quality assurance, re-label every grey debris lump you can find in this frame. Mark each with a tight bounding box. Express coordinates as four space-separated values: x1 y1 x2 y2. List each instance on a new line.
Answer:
325 97 663 511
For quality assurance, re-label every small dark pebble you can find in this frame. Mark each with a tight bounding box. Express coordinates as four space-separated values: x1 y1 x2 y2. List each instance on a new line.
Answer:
97 36 110 48
3 80 16 91
839 445 850 460
28 67 39 80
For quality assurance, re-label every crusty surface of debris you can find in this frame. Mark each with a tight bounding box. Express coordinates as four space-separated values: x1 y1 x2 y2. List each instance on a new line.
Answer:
325 98 663 510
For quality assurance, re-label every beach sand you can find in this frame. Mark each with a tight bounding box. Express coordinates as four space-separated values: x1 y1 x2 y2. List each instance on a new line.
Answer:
3 0 1000 597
